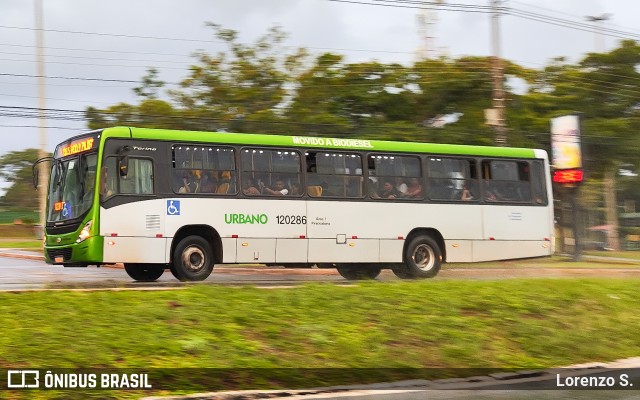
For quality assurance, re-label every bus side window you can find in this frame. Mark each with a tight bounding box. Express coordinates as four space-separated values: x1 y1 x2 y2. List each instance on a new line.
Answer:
242 148 301 197
481 160 531 203
427 157 475 202
531 161 548 205
172 145 237 195
307 152 362 198
101 157 119 200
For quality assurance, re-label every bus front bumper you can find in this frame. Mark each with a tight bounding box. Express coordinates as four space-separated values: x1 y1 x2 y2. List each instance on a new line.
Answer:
44 236 104 266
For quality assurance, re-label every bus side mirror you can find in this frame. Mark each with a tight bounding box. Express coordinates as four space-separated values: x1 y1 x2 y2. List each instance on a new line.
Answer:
32 157 52 189
119 156 129 177
33 169 39 189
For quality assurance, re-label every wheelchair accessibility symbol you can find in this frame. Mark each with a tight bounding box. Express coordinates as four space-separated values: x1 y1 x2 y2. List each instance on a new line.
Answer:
167 200 180 215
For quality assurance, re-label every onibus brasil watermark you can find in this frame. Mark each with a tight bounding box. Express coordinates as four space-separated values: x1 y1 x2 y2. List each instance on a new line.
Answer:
7 370 151 389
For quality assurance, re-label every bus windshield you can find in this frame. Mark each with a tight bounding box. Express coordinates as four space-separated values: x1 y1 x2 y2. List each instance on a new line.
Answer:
47 153 98 222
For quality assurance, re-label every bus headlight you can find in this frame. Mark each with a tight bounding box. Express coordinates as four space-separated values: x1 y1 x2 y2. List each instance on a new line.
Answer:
76 220 93 243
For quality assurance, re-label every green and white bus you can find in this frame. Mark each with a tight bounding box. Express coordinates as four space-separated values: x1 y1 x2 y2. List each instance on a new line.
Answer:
35 126 554 281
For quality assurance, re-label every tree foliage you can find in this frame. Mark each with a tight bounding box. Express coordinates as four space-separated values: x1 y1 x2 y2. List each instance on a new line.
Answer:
0 149 42 210
83 24 640 173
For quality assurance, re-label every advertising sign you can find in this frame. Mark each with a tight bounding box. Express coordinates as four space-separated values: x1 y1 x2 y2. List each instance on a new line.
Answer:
551 115 583 184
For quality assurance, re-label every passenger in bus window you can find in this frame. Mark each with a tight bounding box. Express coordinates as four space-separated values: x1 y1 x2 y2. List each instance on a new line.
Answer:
289 182 302 196
404 177 423 199
178 172 192 193
242 178 261 196
484 182 500 201
461 183 474 201
199 173 216 193
220 170 232 181
379 180 401 199
262 179 289 196
395 178 408 195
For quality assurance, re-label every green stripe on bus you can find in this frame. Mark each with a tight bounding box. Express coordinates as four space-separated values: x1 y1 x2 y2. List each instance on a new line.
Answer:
106 127 537 159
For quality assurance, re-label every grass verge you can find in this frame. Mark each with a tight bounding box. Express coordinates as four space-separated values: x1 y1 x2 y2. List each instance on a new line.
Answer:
584 250 640 260
1 278 639 398
448 255 640 269
0 240 42 249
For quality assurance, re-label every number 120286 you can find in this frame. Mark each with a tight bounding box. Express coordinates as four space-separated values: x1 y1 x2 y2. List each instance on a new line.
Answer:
276 215 307 225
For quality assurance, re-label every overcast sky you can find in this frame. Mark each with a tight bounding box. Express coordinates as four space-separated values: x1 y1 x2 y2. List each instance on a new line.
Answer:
1 0 637 163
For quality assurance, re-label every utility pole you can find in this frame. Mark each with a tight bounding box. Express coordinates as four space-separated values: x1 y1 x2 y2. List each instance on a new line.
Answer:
491 0 507 146
415 2 443 61
35 0 48 236
585 13 611 53
585 12 619 251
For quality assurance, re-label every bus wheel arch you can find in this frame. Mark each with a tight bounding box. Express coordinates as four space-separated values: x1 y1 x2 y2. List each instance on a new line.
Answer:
170 225 221 281
404 228 446 263
396 228 445 279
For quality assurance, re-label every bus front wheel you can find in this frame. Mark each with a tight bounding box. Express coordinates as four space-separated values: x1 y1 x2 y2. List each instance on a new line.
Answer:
171 235 215 281
124 263 165 282
336 264 381 280
400 235 442 279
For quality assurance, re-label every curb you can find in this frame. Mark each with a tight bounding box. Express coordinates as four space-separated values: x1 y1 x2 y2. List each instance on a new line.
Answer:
141 356 640 399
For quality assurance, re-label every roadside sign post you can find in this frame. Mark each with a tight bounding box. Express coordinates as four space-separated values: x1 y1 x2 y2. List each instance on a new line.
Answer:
551 114 584 262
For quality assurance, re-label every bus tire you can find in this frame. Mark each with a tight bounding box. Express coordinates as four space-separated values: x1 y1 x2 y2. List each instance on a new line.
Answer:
171 235 215 281
124 263 165 282
336 264 382 280
401 235 442 279
391 264 414 279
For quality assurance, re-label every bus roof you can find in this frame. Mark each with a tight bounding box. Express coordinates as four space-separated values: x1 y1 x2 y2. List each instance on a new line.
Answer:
102 126 539 159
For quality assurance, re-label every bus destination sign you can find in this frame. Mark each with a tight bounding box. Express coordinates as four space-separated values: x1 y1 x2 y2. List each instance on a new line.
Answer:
57 137 96 158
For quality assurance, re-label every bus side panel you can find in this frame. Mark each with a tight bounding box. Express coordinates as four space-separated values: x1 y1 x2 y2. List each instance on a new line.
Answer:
236 238 276 263
308 239 379 263
306 201 484 263
221 238 237 263
443 240 473 262
307 201 384 263
100 201 165 238
276 238 308 263
100 200 168 263
482 205 553 241
103 237 168 264
472 240 551 262
379 239 404 262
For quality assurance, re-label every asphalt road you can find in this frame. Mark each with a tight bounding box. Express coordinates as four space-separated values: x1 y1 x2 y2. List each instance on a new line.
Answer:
0 257 350 291
1 254 640 291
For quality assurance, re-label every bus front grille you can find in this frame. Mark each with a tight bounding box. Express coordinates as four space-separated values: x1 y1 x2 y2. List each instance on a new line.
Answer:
47 248 73 262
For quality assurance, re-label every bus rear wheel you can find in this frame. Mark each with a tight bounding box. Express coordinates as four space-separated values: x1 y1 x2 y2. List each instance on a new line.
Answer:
336 264 382 280
399 235 442 279
124 263 165 282
171 235 215 281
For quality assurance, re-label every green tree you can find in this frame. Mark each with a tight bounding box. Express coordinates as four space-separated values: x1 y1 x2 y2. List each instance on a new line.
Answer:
169 23 307 133
519 41 640 250
86 24 307 134
0 149 42 211
133 68 165 99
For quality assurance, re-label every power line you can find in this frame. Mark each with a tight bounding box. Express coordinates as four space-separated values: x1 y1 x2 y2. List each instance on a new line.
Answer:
0 24 225 44
1 105 637 143
324 0 640 41
326 0 497 13
0 72 143 84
